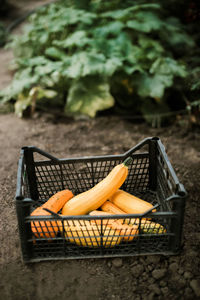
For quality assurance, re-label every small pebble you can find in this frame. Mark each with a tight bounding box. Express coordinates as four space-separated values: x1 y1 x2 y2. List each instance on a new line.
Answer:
131 265 144 277
142 273 148 281
159 280 167 287
188 250 198 257
112 258 123 268
148 292 155 300
169 256 179 263
148 278 155 284
147 265 153 272
146 256 160 264
184 271 192 280
185 287 193 297
172 274 181 282
178 268 184 275
107 261 112 268
152 269 166 280
161 287 169 294
131 261 138 267
178 278 186 288
89 268 97 275
169 262 179 273
139 258 146 264
132 286 137 292
190 279 200 297
148 283 160 295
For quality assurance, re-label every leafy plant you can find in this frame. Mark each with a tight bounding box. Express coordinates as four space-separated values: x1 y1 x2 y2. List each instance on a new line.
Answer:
0 0 196 120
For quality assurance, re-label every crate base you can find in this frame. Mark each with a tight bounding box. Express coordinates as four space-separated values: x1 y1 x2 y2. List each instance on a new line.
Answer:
24 251 180 264
26 234 174 263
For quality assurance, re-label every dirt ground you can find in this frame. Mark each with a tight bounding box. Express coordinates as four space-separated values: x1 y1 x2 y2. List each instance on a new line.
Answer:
0 1 200 299
0 113 200 300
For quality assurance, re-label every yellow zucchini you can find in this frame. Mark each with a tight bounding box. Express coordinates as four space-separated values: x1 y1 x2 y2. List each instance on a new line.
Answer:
89 210 138 241
101 200 166 234
62 157 132 216
61 220 122 247
109 189 155 214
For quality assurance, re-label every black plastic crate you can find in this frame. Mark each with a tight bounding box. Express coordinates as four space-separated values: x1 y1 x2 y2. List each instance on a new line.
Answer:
15 137 187 263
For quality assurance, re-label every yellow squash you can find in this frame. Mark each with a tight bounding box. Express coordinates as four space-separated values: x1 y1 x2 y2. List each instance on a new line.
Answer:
101 200 166 234
62 157 133 216
61 220 122 247
89 210 138 241
109 189 155 214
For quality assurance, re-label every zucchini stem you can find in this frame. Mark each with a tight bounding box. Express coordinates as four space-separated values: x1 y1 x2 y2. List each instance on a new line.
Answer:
123 156 133 167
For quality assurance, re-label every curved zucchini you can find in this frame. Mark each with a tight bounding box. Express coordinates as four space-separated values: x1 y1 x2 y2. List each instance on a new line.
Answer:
62 157 132 216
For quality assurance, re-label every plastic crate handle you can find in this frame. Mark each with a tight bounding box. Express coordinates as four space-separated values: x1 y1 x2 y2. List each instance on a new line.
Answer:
42 208 62 218
22 146 60 162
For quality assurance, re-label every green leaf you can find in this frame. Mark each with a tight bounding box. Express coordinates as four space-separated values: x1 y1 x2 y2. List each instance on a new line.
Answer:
66 51 106 78
102 4 160 20
191 82 200 91
187 100 200 109
138 37 164 55
76 11 97 25
123 45 142 65
104 57 123 76
14 87 58 117
34 61 63 77
150 57 187 77
93 21 124 37
16 56 50 68
91 32 132 59
35 87 58 99
128 3 161 12
101 32 133 59
15 93 32 118
65 78 114 117
45 47 68 61
39 32 49 45
101 9 130 20
123 65 144 75
163 17 195 48
127 12 163 33
53 31 91 48
0 68 39 103
136 73 173 99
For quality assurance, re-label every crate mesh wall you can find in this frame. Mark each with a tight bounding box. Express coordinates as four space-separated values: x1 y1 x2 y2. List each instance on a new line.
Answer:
34 154 151 206
26 215 171 260
156 147 178 211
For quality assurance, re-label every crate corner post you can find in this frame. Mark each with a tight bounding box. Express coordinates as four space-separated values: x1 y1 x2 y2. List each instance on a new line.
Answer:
148 137 159 191
23 146 39 201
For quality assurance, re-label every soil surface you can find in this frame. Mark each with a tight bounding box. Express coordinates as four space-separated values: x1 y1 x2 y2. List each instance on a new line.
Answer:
0 113 200 300
0 1 200 300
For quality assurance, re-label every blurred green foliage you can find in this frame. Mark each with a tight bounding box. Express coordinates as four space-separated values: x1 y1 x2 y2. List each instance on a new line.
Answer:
0 0 199 123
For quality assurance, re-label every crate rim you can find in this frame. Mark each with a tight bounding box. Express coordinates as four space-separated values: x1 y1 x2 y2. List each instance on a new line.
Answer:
20 136 152 162
15 136 187 200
